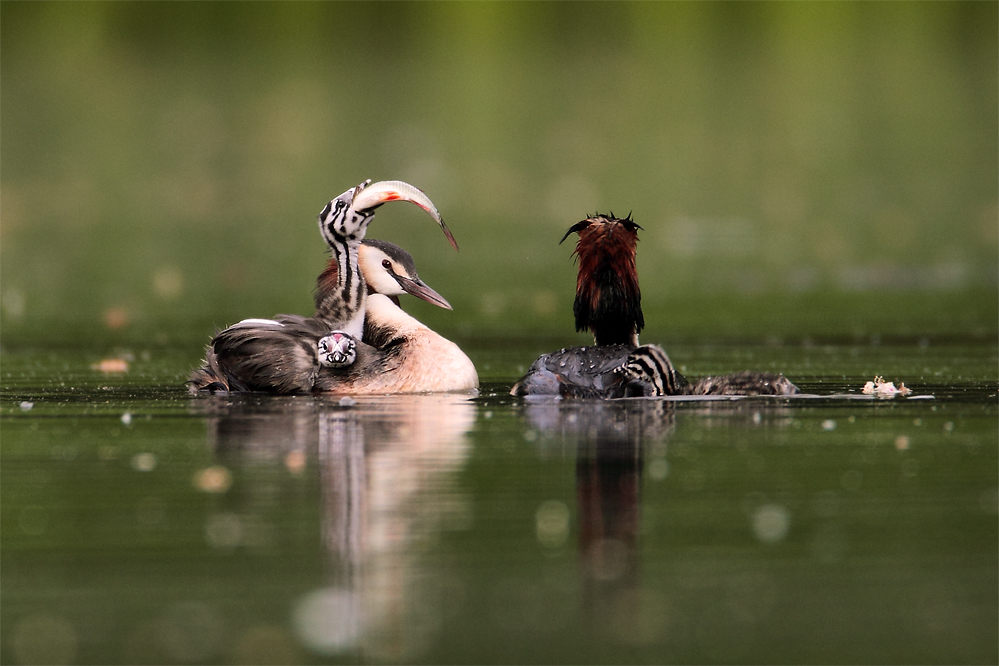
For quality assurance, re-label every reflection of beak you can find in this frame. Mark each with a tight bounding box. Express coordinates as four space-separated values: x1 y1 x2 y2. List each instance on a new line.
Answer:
350 180 459 251
394 274 452 310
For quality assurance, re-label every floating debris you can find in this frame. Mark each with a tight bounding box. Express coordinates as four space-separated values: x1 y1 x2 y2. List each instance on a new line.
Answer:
19 401 33 411
862 376 912 397
92 358 129 374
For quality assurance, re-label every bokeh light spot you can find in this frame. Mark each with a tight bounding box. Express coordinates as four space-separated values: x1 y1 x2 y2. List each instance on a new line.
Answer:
193 465 233 493
752 504 791 544
152 265 184 301
131 452 157 472
535 500 570 549
291 587 361 655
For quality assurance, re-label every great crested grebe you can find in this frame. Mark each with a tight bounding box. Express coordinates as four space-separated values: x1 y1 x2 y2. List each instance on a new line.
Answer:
510 214 798 398
188 180 472 394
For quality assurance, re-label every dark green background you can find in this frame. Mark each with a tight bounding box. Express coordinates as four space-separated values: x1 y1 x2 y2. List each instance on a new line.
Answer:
2 1 996 353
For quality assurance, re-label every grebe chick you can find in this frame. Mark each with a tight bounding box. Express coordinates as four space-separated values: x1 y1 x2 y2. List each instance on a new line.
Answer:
612 345 796 398
511 214 798 398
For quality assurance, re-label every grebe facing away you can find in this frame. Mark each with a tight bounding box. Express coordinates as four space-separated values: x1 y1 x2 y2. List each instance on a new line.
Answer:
511 214 798 398
189 180 476 394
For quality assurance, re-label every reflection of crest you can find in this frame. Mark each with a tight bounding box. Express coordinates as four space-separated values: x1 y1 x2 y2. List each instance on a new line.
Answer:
520 398 677 631
198 394 475 660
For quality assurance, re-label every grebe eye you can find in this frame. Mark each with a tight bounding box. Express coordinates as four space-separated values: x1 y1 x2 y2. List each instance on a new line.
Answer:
382 260 392 270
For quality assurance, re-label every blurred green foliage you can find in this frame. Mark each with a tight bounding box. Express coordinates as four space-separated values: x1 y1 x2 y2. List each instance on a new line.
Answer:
2 1 996 350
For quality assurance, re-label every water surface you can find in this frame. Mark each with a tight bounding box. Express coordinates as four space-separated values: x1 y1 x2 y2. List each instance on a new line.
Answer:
2 341 996 664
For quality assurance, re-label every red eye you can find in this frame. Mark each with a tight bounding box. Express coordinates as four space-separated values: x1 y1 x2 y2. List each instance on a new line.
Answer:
382 260 392 269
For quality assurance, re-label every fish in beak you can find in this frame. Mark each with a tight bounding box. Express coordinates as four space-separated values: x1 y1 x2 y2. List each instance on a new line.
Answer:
350 180 459 251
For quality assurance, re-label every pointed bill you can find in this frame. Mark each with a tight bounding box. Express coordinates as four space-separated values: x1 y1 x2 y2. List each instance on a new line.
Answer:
394 275 453 310
350 180 459 251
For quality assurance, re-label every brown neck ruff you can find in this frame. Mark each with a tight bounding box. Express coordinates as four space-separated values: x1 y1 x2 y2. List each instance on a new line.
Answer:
568 215 644 346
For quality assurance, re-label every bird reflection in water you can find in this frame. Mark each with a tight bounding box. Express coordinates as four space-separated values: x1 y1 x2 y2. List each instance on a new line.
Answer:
200 394 475 660
523 399 675 641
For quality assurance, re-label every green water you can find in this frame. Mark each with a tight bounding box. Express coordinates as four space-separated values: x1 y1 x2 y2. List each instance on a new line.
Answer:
2 341 996 664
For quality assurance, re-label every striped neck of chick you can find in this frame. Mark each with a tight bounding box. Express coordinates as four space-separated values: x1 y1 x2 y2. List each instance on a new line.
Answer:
314 179 458 339
561 214 645 347
314 185 377 338
313 239 366 336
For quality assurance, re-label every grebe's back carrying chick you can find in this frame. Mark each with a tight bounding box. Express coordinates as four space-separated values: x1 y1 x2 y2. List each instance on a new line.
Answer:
511 214 798 398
